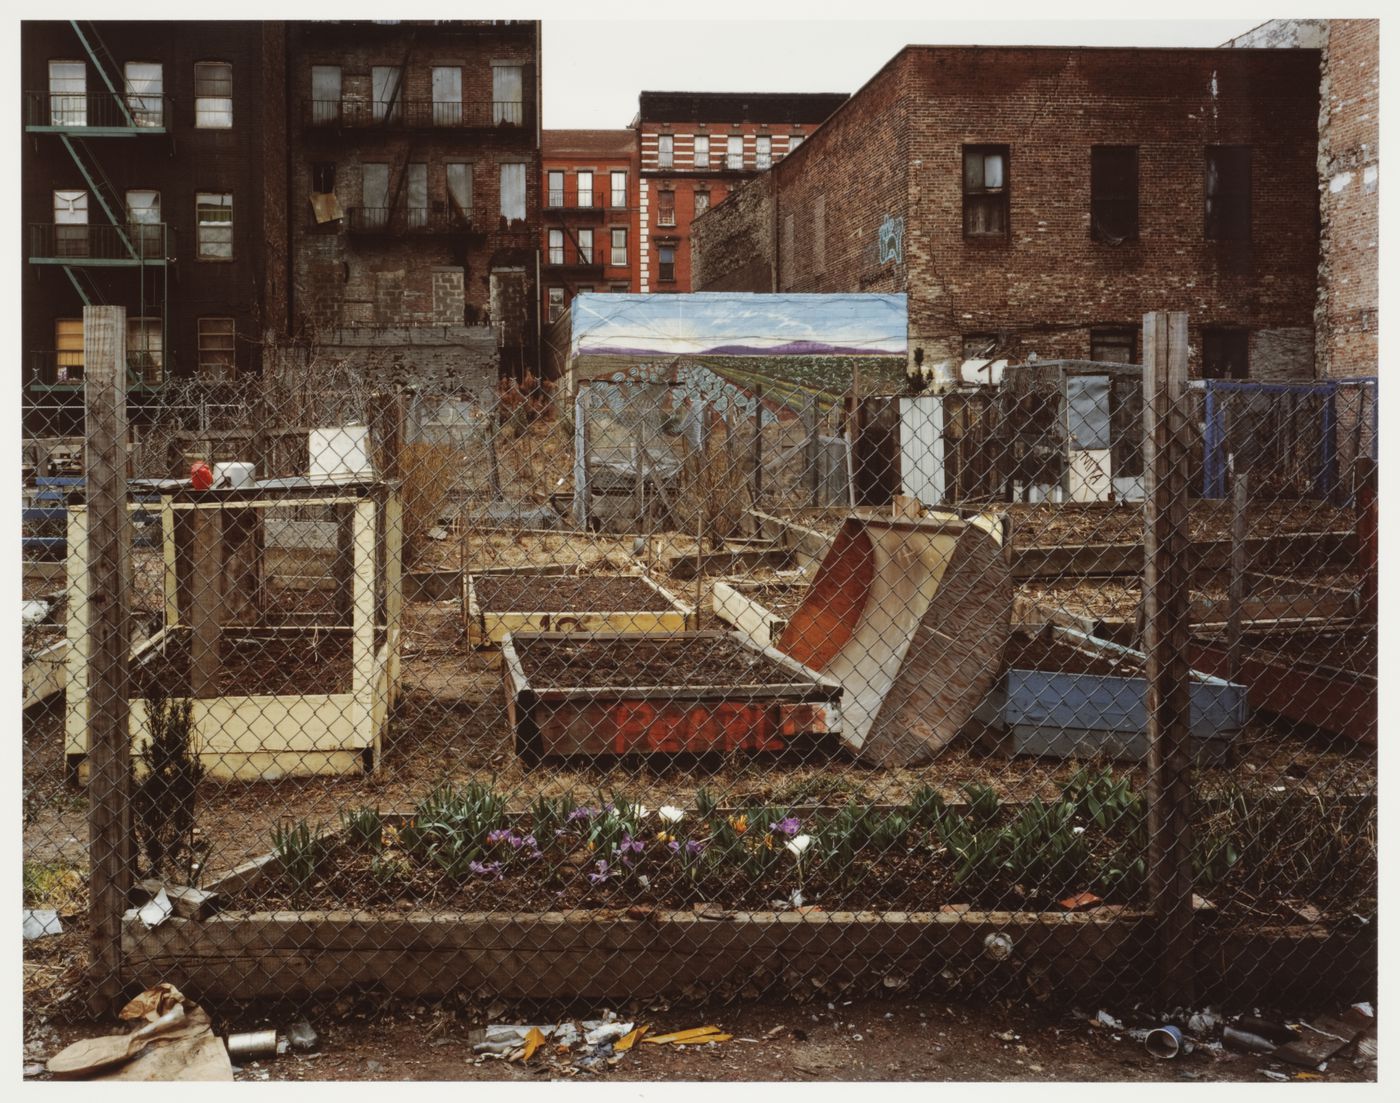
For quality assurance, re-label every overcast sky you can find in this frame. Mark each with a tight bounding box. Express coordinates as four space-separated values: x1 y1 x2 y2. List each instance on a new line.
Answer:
542 18 1267 130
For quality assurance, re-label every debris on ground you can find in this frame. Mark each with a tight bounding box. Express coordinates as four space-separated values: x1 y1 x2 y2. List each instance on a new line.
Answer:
283 1018 319 1053
643 1025 732 1046
467 1011 656 1073
22 909 62 940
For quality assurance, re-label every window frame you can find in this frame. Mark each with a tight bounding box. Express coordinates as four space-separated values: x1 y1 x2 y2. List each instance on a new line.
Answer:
963 144 1010 240
1201 326 1250 380
693 190 710 218
123 61 163 128
125 188 161 256
499 162 527 222
48 60 86 127
656 188 676 227
1090 145 1139 243
197 316 236 381
547 170 565 208
610 170 627 209
55 318 85 382
446 162 473 222
609 227 627 267
491 63 524 126
755 135 772 171
1205 145 1252 242
657 133 674 170
195 191 234 260
576 171 593 209
548 229 565 265
1089 327 1138 365
726 134 743 170
310 65 341 125
547 286 566 323
430 66 463 126
193 60 233 129
657 243 676 283
693 135 710 169
577 228 594 265
371 65 402 124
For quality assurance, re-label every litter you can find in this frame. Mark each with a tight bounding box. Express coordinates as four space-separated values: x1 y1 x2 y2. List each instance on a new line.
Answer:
644 1026 731 1046
1094 1010 1124 1031
1145 1025 1184 1059
47 983 231 1081
1058 892 1102 911
284 1018 318 1053
22 909 62 940
137 888 173 929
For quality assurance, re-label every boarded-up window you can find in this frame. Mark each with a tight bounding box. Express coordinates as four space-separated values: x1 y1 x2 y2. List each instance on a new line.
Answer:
577 228 593 264
198 317 235 381
500 162 526 221
55 319 84 382
813 194 826 273
406 163 428 227
124 62 163 127
610 227 627 266
53 189 88 257
963 145 1009 238
48 61 86 126
446 163 472 220
362 164 389 229
194 61 232 128
1091 146 1139 242
126 189 161 256
693 135 710 169
432 67 462 126
311 66 341 124
372 66 402 123
196 192 233 258
1205 146 1251 241
657 189 675 227
492 65 523 126
1090 327 1137 365
127 317 163 384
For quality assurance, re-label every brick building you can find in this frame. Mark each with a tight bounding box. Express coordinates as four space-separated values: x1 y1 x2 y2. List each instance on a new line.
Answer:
288 19 541 378
21 19 288 426
635 91 846 293
540 129 638 324
692 46 1325 381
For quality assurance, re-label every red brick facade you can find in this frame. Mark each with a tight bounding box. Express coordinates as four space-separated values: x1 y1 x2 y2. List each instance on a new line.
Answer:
694 47 1324 381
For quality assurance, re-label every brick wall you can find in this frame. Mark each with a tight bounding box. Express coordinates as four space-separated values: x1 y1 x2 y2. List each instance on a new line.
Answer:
691 174 774 292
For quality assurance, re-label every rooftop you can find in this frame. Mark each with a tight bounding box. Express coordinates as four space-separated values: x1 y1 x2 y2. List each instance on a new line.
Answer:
636 91 848 125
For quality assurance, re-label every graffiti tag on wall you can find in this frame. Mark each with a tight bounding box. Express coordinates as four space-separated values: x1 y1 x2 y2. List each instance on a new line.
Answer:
879 215 905 265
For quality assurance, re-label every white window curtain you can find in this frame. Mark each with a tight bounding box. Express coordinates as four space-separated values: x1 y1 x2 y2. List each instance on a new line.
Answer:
406 163 428 227
48 61 85 127
548 230 564 264
124 62 163 127
694 136 710 169
611 171 627 208
500 162 526 221
727 135 743 170
432 67 462 126
446 163 472 220
311 65 341 124
755 135 772 170
610 228 626 266
53 189 88 257
578 229 593 264
126 189 161 256
577 172 593 208
547 170 565 207
492 65 523 126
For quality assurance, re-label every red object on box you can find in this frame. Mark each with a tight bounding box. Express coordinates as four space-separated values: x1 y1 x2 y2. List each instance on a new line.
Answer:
190 461 213 490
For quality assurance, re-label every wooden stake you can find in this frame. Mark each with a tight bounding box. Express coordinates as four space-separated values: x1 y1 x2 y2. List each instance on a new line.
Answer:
1227 470 1249 678
83 305 132 1015
1142 310 1194 1007
751 384 764 509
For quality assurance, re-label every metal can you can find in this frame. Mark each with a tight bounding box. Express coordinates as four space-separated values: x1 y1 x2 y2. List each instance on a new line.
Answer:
226 1030 279 1060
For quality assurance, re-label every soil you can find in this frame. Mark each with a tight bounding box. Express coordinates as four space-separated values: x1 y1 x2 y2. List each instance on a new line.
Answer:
729 580 810 618
515 634 806 690
130 630 353 697
1003 630 1136 678
473 571 677 613
1239 628 1378 677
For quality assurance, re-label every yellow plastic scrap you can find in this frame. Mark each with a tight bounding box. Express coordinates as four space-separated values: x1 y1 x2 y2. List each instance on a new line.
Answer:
644 1026 731 1046
520 1027 547 1062
614 1025 649 1052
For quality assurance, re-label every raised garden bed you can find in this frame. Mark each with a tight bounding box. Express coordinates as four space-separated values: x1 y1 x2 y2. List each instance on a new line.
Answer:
975 626 1248 763
501 630 842 760
466 565 693 646
711 579 810 650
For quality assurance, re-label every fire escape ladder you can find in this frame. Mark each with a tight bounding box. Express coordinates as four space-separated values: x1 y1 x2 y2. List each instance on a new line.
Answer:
70 20 137 128
58 133 140 260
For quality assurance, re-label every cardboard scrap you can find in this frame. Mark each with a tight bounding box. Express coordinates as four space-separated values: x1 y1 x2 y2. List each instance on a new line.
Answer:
613 1025 649 1052
644 1026 731 1046
1058 892 1102 911
1272 1015 1362 1069
49 984 231 1081
519 1028 547 1062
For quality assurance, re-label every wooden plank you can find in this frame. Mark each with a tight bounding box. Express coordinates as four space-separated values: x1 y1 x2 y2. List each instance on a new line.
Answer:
82 305 132 1015
1142 310 1194 1007
188 505 222 699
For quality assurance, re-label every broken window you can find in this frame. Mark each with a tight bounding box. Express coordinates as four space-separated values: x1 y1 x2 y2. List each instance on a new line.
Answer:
406 162 428 228
48 61 86 127
756 135 772 170
547 286 565 322
432 66 462 126
1202 327 1250 380
312 162 336 194
657 243 676 282
547 170 565 207
198 317 235 381
1205 146 1251 241
693 191 709 217
492 64 523 126
657 189 676 227
127 317 163 384
610 228 627 267
693 135 710 169
657 133 673 169
196 192 233 258
577 228 594 265
1090 327 1137 365
726 135 743 170
446 163 472 221
610 170 627 209
1091 146 1138 242
53 189 88 257
371 66 402 124
124 62 163 128
577 171 593 208
500 162 526 221
963 145 1009 238
548 229 564 265
126 189 161 256
55 318 84 382
310 66 341 124
361 164 389 229
194 61 232 128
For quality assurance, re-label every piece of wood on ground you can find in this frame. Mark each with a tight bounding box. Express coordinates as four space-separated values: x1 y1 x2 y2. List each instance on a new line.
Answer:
1272 1015 1363 1069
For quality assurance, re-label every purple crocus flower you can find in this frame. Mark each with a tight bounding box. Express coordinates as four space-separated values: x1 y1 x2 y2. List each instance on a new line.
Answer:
666 839 681 855
486 829 511 846
587 859 611 885
468 860 503 879
770 817 801 838
521 834 538 849
567 806 600 823
618 833 646 857
685 839 705 857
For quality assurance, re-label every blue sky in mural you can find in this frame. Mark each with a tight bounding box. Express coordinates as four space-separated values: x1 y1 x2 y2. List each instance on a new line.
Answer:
571 293 908 357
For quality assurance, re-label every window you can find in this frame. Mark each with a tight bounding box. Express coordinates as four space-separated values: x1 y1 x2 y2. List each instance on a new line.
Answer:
48 61 85 127
361 164 388 228
198 317 235 381
196 192 233 258
446 163 472 221
126 189 161 256
755 135 772 170
547 170 565 208
610 283 629 293
55 319 84 383
577 171 593 208
371 66 401 123
657 134 673 169
500 163 526 221
53 189 88 257
194 61 232 128
693 135 710 169
492 64 523 125
312 162 336 193
963 145 1009 238
1205 146 1251 241
1090 327 1137 365
1091 146 1139 242
547 286 565 323
1202 327 1250 380
610 170 627 208
548 229 564 265
658 244 676 282
431 66 462 126
310 65 341 125
406 162 428 228
610 228 627 266
693 191 710 217
127 317 163 384
124 62 163 127
657 189 675 227
577 228 594 264
727 135 743 170
788 134 804 152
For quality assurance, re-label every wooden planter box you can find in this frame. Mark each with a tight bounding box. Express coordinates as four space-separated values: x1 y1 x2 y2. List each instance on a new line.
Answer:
501 630 842 761
711 580 809 650
466 565 694 647
976 626 1248 763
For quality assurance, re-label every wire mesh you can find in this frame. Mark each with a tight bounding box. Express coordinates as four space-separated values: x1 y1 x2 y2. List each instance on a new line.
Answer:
21 352 1377 1027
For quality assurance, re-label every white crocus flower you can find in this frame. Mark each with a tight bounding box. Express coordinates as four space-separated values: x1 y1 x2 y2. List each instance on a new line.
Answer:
657 806 685 825
786 834 813 859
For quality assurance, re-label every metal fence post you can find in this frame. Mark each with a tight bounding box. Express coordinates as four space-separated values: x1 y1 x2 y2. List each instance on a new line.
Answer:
1142 310 1195 1007
83 304 133 1014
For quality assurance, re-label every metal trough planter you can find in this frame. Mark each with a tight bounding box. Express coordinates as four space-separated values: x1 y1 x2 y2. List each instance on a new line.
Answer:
977 625 1249 763
501 630 843 762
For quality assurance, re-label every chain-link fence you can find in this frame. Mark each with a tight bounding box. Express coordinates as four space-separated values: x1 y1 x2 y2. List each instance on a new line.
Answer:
22 312 1377 1041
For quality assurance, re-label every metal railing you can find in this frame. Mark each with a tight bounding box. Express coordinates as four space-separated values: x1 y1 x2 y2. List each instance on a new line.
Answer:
28 349 166 389
344 206 471 234
28 222 170 262
25 90 171 131
304 98 528 130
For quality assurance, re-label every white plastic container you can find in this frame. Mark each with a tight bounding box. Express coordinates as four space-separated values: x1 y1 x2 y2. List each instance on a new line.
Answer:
309 425 373 482
214 461 257 488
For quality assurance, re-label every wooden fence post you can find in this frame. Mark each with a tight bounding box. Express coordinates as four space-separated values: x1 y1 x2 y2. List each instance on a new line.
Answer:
1142 311 1195 1007
751 383 764 509
1227 471 1249 678
83 305 132 1014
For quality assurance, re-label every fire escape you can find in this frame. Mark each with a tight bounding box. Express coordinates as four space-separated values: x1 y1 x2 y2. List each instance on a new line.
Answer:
24 20 171 391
